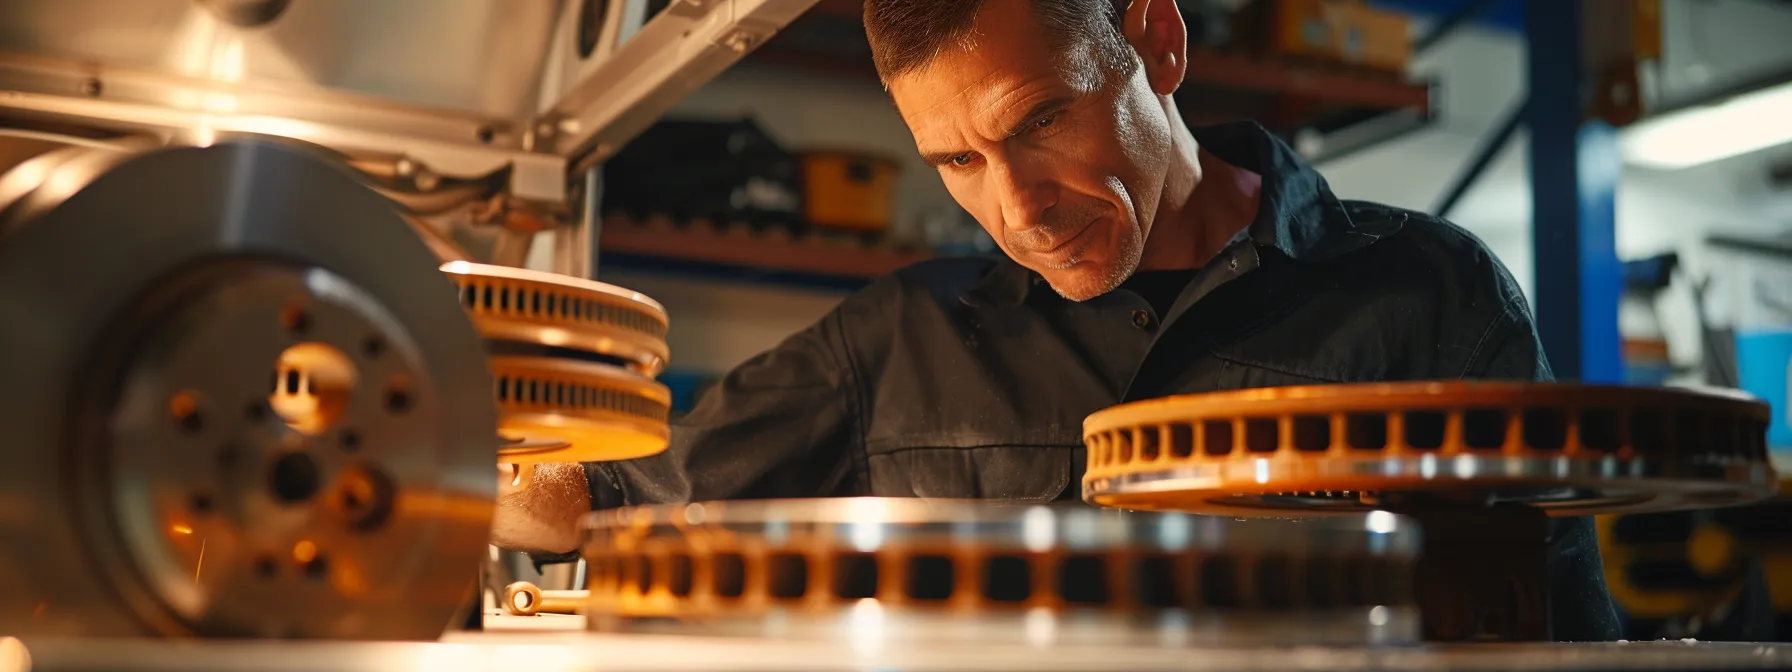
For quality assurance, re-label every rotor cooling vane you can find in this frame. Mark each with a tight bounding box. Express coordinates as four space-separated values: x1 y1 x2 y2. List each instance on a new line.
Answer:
580 498 1422 648
0 139 497 640
441 262 672 465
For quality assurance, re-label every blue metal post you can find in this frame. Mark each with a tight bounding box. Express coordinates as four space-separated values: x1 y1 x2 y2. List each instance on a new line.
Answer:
1524 0 1625 383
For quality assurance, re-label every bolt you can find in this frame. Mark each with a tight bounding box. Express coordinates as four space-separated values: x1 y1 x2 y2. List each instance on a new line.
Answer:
386 388 412 415
361 335 386 359
80 78 102 97
722 31 757 53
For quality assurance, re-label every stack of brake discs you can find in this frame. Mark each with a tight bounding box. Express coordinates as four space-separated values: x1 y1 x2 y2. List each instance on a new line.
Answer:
1079 381 1781 641
1080 382 1777 516
439 262 673 465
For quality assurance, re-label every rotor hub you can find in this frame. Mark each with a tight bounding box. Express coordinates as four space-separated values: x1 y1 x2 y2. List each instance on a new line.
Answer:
0 139 496 640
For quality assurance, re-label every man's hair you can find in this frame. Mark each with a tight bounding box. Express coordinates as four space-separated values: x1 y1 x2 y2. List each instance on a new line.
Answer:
863 0 1137 86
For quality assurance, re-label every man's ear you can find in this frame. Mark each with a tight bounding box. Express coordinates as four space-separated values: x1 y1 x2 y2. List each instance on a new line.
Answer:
1122 0 1188 96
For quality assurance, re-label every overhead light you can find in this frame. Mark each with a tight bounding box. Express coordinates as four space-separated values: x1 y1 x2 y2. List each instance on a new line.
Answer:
1619 79 1792 169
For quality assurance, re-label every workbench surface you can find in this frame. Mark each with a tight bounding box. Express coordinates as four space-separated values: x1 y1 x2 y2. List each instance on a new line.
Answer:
9 612 1791 672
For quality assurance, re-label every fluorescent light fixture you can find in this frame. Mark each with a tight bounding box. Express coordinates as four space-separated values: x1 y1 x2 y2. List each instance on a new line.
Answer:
1619 80 1792 169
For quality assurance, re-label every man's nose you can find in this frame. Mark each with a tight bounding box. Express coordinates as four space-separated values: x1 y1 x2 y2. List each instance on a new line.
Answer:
989 156 1058 233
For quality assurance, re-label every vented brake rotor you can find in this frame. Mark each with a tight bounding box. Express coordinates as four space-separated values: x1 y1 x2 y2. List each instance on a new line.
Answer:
485 356 671 462
582 498 1422 648
441 262 668 376
442 262 672 464
0 139 497 640
1082 382 1779 517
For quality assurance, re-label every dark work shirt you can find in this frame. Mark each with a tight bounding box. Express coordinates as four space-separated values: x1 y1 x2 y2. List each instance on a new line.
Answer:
568 121 1619 641
1122 268 1201 317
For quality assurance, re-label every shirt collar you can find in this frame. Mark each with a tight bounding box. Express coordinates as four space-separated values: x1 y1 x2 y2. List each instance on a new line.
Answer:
960 121 1404 309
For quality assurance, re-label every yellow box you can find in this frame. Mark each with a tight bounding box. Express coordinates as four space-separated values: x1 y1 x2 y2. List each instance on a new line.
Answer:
801 150 901 233
1238 0 1411 72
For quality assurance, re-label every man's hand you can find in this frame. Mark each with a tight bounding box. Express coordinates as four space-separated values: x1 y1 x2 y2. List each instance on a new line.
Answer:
490 462 591 555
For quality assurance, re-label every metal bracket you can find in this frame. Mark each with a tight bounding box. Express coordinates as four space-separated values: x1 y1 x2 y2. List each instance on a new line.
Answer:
537 0 818 169
0 55 569 204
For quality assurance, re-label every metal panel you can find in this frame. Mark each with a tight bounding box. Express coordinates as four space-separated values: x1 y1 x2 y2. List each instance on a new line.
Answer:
0 66 568 201
0 0 562 120
0 0 826 207
0 0 571 202
1525 0 1626 383
542 0 819 166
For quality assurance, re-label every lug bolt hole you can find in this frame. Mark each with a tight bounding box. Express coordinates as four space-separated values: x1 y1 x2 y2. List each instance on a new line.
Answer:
292 540 328 580
303 555 329 580
280 305 311 334
386 389 411 415
362 336 386 359
268 452 320 504
336 463 396 532
170 392 204 435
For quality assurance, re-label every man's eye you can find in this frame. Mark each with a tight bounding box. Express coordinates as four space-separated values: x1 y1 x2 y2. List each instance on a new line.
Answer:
950 154 972 167
1035 114 1057 129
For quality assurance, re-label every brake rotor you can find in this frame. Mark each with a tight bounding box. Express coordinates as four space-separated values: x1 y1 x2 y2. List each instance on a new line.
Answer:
0 139 497 640
441 261 672 464
1082 381 1778 517
440 262 668 376
486 355 671 463
581 498 1422 648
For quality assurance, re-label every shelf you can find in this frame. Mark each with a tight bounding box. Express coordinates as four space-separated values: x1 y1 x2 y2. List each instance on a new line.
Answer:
747 1 1434 140
1181 47 1431 112
596 215 932 291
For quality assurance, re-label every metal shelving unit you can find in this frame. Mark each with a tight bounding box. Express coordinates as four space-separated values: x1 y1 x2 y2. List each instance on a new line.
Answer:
596 215 931 291
748 0 1437 160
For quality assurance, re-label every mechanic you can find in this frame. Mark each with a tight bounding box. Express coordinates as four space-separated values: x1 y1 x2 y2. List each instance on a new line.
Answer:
493 0 1619 641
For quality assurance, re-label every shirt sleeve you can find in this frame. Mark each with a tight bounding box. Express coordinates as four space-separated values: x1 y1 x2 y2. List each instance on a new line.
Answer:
586 306 862 509
1455 295 1625 641
1461 296 1557 382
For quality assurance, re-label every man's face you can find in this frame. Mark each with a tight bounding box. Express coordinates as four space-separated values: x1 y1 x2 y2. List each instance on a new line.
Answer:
889 0 1174 301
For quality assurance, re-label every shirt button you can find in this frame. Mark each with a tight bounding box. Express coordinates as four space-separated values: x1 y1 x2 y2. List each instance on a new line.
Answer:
1227 256 1240 271
1131 309 1155 330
